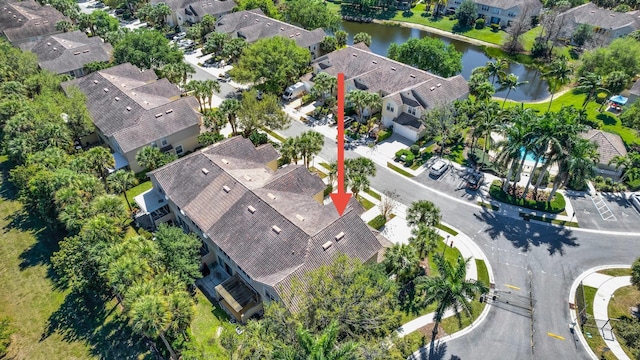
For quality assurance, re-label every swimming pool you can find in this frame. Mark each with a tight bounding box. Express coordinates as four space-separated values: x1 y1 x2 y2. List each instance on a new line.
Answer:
520 147 545 163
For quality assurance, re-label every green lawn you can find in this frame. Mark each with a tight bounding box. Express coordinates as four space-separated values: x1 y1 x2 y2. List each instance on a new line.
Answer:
597 268 632 277
502 91 640 147
0 156 150 359
357 195 375 210
520 26 543 51
363 187 382 200
190 290 235 358
475 259 490 287
122 180 152 207
387 162 415 177
576 284 617 360
435 223 458 236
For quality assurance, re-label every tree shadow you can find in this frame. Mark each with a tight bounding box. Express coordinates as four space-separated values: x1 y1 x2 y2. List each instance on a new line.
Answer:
596 113 617 126
473 207 579 256
42 291 152 360
410 339 449 359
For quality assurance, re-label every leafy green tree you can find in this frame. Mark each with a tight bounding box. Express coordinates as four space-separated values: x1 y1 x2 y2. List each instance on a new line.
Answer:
621 101 640 131
383 243 420 284
632 257 640 291
320 36 338 53
153 224 202 286
55 20 75 32
353 32 372 47
230 37 311 93
234 0 281 18
455 0 477 27
237 89 289 136
415 254 489 341
578 37 640 79
63 86 95 141
387 36 462 77
604 70 628 94
203 32 229 55
284 0 340 31
113 28 183 69
135 146 177 171
610 152 640 184
90 10 120 37
421 103 466 156
335 30 348 48
198 132 225 146
406 200 441 228
296 321 358 359
344 157 376 197
220 37 247 63
572 23 593 47
107 169 139 211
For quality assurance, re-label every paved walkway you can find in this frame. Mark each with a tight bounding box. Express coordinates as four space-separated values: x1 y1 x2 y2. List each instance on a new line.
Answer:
569 266 633 360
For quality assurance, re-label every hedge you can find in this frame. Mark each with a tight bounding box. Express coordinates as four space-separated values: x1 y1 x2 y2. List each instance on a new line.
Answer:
377 129 392 142
367 215 387 230
324 184 333 197
489 180 566 213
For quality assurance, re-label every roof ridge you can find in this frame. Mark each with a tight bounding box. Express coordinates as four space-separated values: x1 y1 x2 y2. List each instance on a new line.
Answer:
347 45 451 81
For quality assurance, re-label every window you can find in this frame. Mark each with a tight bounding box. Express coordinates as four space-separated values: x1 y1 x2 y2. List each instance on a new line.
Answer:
481 5 489 11
161 137 168 147
265 289 277 302
150 141 157 148
454 0 461 4
407 107 416 116
507 11 516 17
175 145 184 155
492 8 500 14
386 103 395 112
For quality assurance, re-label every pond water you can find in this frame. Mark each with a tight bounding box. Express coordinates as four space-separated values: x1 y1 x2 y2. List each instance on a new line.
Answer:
339 21 550 102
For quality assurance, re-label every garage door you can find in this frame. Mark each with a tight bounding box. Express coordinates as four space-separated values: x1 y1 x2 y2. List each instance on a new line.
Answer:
393 123 418 142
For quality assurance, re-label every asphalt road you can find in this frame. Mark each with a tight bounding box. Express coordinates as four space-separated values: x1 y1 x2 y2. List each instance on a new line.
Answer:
280 118 640 360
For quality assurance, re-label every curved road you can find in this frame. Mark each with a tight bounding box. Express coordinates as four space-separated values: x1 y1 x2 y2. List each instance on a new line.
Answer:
279 120 640 360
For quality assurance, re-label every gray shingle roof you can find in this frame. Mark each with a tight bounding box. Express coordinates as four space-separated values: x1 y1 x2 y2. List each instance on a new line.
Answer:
61 63 200 151
0 0 68 44
150 0 236 17
26 31 112 75
150 137 382 302
556 3 640 33
630 79 640 96
475 0 542 11
313 44 468 105
216 9 325 48
394 112 424 132
581 129 627 166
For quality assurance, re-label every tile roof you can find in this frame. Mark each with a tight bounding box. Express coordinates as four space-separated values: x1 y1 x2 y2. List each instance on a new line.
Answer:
581 129 627 166
556 3 640 32
312 44 468 104
61 63 200 151
150 137 381 303
24 31 112 75
0 0 68 44
475 0 542 11
215 9 325 48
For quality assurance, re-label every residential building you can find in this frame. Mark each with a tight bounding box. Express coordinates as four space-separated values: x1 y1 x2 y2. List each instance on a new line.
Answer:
150 0 236 28
445 0 542 27
309 43 468 141
137 136 386 320
0 0 68 47
628 79 640 105
61 63 202 172
554 3 640 46
581 129 628 179
21 31 112 78
215 9 326 59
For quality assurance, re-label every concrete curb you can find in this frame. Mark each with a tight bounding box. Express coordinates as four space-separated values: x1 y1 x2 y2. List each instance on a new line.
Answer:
568 265 632 360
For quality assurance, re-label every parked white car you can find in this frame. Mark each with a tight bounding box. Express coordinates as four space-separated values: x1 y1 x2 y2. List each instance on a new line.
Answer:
630 193 640 213
430 159 449 177
173 32 187 41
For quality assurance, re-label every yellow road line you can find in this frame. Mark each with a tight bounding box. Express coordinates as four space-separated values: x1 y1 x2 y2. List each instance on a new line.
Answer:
547 333 565 340
505 284 521 290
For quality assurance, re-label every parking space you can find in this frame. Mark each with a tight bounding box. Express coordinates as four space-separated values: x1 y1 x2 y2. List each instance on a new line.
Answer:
564 191 640 232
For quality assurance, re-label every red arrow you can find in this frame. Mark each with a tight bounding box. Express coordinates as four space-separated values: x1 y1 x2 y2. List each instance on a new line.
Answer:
330 73 352 216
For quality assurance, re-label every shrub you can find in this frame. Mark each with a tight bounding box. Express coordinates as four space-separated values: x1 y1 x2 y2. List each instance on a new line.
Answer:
377 129 392 142
323 184 333 197
367 215 387 230
301 94 313 105
410 144 420 155
531 168 550 188
491 23 500 32
249 130 268 146
475 18 485 29
489 180 566 213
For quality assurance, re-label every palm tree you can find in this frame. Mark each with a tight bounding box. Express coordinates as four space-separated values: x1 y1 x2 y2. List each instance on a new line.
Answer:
220 99 241 135
185 81 206 112
203 79 221 110
499 73 528 108
474 101 501 163
279 137 300 165
165 291 195 335
542 60 573 111
344 157 376 198
311 72 337 104
495 108 536 194
406 200 441 228
327 161 338 187
346 89 370 123
550 138 598 198
136 146 174 171
296 321 358 360
485 59 508 84
128 293 177 360
298 131 324 168
415 254 489 342
383 243 420 284
55 20 75 32
610 152 640 184
159 62 195 89
363 92 382 122
576 72 606 109
408 223 439 260
202 108 227 134
107 170 139 211
90 194 128 223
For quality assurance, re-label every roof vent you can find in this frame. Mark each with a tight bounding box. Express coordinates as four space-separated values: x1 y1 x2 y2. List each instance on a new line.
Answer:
322 241 333 251
52 47 57 50
267 22 271 26
223 185 231 193
267 193 276 200
352 53 357 57
372 60 377 64
83 49 89 53
255 19 259 22
391 67 396 71
221 158 229 164
132 92 136 96
590 10 595 13
201 168 209 175
43 20 48 24
436 83 442 87
180 209 185 216
272 225 281 234
296 32 300 36
93 80 98 84
289 34 294 38
247 205 256 214
165 109 173 114
243 175 252 181
155 113 163 118
430 86 436 91
295 214 305 221
409 74 415 78
126 106 132 111
609 13 615 17
46 42 51 46
103 88 109 92
335 231 345 241
115 96 121 101
17 19 21 22
280 27 284 31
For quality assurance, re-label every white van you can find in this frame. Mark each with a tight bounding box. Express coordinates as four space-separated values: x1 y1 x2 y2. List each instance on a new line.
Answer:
282 82 305 101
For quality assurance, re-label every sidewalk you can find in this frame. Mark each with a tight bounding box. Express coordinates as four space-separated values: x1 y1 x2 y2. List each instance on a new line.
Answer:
569 266 633 360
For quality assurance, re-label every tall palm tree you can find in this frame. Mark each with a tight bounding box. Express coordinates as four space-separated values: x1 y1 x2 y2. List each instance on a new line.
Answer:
311 72 337 104
107 170 139 211
383 243 420 284
485 59 508 84
344 157 376 197
280 137 300 165
296 321 358 360
474 101 501 163
495 107 536 194
610 152 640 184
542 60 573 111
90 194 128 223
346 89 370 123
499 73 528 108
203 79 221 110
576 72 607 109
220 99 241 135
363 92 382 124
128 293 177 360
408 223 439 260
85 146 115 186
406 200 441 228
298 131 324 168
415 254 489 342
160 62 195 89
550 138 598 198
202 108 227 134
327 161 338 188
